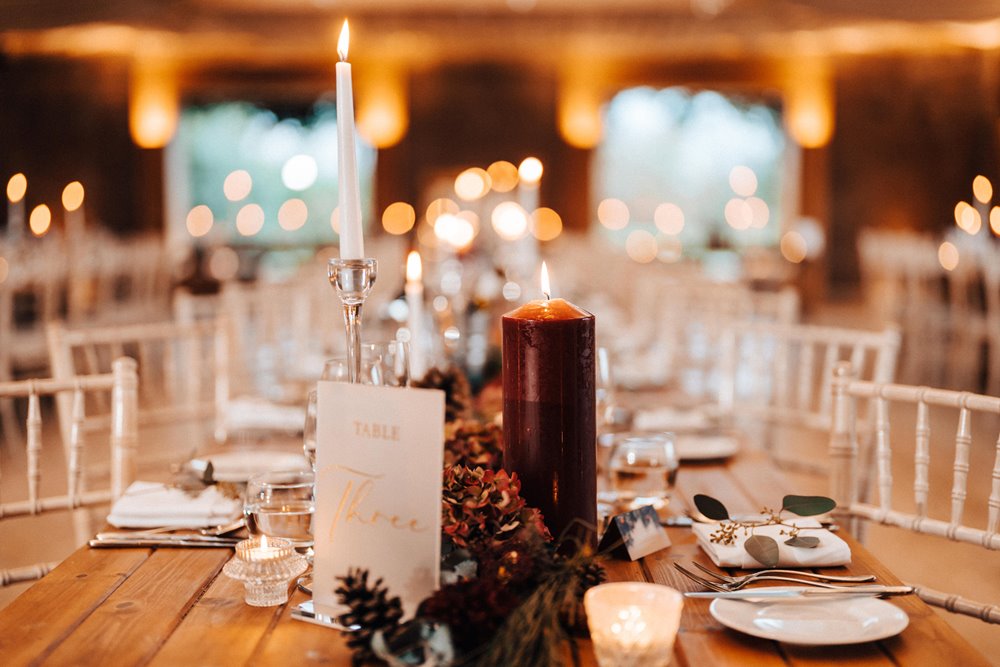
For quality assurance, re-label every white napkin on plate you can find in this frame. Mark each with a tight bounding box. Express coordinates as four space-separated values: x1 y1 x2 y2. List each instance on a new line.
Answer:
693 518 851 569
633 407 711 432
107 481 242 529
226 397 306 433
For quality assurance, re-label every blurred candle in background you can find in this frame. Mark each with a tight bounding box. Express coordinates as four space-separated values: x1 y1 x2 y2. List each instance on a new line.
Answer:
6 173 27 242
336 20 364 260
62 181 86 242
405 250 427 380
502 262 596 546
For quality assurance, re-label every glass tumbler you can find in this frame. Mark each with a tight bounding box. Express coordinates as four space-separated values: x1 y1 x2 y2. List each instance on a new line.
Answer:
244 470 316 550
322 340 410 387
608 433 679 511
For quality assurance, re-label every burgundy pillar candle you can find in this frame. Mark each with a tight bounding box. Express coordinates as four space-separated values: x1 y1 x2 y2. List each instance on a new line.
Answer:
502 269 596 546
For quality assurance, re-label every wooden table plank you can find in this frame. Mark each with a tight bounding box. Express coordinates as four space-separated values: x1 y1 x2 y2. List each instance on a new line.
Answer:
251 588 358 666
42 548 230 666
0 548 150 666
148 566 284 667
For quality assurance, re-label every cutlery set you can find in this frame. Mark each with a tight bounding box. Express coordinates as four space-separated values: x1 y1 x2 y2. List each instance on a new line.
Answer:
89 519 245 548
673 563 914 599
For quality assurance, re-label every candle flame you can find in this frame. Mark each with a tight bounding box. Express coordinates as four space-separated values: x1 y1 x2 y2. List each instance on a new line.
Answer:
406 250 422 282
540 261 551 300
338 20 350 61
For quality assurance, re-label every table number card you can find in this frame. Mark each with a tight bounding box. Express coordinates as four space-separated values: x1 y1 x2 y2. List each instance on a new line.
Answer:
312 382 445 618
598 505 672 561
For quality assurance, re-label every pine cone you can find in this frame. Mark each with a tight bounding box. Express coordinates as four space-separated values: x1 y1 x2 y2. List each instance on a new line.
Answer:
335 568 404 666
575 559 607 599
444 419 504 470
412 365 473 422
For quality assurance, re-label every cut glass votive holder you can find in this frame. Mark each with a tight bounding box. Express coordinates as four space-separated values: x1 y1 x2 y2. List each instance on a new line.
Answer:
223 536 309 607
584 582 684 667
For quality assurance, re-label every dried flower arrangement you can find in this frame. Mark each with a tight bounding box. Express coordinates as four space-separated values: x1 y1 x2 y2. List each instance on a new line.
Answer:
334 411 605 667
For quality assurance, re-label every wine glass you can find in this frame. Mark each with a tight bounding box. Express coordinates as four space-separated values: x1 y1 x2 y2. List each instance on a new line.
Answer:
303 390 317 470
321 340 410 387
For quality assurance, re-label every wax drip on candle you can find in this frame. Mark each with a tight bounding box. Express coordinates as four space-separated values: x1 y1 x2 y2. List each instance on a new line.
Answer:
540 261 551 301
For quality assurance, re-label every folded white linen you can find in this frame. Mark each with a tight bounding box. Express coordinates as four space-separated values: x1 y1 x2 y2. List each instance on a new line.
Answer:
633 407 712 432
692 518 851 569
107 481 242 529
226 397 306 433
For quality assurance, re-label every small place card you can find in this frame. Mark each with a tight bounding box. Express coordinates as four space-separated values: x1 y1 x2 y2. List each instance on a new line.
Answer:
598 506 672 561
312 382 445 618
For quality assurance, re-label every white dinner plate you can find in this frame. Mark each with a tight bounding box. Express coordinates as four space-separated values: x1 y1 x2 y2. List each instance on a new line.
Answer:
191 450 311 482
674 433 740 460
709 593 909 645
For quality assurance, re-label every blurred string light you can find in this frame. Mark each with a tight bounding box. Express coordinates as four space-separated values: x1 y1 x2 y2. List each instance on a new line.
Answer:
236 203 265 236
597 198 629 230
29 204 51 236
625 230 658 263
382 201 416 235
454 168 491 201
973 174 993 203
186 205 214 237
729 166 758 197
278 198 308 230
654 202 684 235
991 207 1000 236
491 201 528 240
6 173 27 202
282 154 318 191
223 170 252 201
518 157 543 185
780 230 807 263
530 207 563 241
62 181 84 211
938 241 959 271
426 198 459 224
724 198 753 230
487 161 519 193
435 213 476 249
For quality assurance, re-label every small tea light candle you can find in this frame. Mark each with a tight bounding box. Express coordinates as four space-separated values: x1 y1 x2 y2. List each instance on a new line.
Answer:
584 583 683 667
224 535 308 607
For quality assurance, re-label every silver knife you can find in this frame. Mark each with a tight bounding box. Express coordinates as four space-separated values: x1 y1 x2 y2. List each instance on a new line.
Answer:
96 531 237 543
685 585 914 600
89 537 239 548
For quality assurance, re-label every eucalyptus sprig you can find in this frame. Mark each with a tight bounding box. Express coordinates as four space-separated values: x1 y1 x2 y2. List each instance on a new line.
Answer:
693 494 836 568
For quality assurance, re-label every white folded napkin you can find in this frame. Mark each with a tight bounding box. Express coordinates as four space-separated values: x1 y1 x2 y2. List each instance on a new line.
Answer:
107 481 242 529
633 407 711 432
226 397 306 433
693 518 851 569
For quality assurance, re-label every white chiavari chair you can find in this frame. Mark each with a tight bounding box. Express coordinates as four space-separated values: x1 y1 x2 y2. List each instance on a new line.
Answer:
830 361 1000 624
0 358 138 586
46 319 230 461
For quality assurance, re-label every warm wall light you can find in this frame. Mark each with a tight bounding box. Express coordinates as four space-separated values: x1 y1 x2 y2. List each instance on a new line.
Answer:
129 58 179 148
356 65 409 148
783 57 834 148
558 86 603 149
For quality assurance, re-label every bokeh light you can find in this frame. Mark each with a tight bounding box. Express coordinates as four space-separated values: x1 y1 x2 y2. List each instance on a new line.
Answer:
746 197 770 228
426 198 460 225
938 241 959 271
454 168 491 201
597 198 629 230
724 198 753 230
487 161 519 193
991 207 1000 236
954 201 973 229
654 202 684 235
780 231 807 263
278 198 308 230
531 207 563 241
281 154 318 191
625 230 658 263
6 173 27 203
186 205 214 237
492 201 529 240
435 213 476 249
973 175 993 204
382 202 416 235
62 181 85 211
236 203 265 236
29 204 51 236
518 157 543 184
729 166 758 197
223 170 253 202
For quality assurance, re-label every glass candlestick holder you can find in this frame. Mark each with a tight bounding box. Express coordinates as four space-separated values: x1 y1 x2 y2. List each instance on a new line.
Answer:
328 258 377 384
223 536 309 607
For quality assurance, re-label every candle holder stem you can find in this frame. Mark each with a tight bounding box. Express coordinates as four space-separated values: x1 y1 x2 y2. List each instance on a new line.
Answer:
328 258 377 384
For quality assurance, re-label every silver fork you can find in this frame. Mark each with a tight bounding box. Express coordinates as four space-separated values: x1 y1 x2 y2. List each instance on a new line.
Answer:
673 564 843 591
691 561 875 585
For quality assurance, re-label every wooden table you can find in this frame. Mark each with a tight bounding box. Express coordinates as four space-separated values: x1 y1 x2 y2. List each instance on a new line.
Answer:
0 449 988 666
